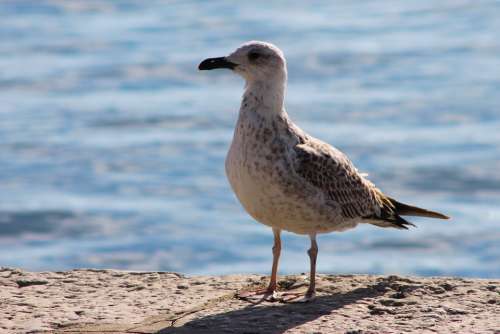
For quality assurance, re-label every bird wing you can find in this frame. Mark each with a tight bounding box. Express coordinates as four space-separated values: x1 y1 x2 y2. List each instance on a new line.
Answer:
291 139 448 229
292 140 382 220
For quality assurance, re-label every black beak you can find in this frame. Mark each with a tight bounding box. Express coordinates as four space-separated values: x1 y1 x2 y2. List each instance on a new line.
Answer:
198 57 237 70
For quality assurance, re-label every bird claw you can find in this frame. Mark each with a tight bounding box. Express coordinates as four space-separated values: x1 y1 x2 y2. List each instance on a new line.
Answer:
236 288 279 303
280 291 316 303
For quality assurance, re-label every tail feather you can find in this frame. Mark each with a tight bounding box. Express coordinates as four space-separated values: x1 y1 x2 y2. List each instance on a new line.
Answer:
367 214 416 230
388 197 449 219
364 193 449 230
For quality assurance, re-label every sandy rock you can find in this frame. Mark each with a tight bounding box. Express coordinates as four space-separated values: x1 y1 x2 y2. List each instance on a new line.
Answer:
0 267 498 333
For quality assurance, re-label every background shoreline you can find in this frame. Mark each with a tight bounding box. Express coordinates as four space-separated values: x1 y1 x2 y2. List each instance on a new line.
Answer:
1 267 498 333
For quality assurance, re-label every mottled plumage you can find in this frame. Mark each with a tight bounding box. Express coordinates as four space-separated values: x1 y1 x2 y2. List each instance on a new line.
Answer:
293 140 379 221
199 41 449 302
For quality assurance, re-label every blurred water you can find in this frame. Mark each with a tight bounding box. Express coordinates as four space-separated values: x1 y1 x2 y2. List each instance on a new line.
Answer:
0 0 499 278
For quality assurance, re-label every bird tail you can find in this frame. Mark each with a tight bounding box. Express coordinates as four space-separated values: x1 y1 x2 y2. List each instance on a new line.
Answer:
365 193 449 230
387 197 449 220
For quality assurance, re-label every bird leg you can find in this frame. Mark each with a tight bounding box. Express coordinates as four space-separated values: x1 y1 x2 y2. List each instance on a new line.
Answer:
305 234 318 299
282 233 318 303
237 228 281 302
269 228 282 291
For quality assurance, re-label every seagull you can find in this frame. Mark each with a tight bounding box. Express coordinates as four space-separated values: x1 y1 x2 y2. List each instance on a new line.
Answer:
198 41 449 302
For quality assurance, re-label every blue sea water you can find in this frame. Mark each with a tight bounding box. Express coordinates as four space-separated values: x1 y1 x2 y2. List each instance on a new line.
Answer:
0 0 499 278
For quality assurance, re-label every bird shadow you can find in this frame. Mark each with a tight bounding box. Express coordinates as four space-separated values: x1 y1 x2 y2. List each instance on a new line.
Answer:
157 278 392 334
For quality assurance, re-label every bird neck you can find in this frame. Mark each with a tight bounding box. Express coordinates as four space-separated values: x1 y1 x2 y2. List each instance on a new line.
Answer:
241 78 287 119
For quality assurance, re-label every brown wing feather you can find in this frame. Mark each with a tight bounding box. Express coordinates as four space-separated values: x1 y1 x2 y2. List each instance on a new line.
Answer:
292 141 380 219
292 140 449 229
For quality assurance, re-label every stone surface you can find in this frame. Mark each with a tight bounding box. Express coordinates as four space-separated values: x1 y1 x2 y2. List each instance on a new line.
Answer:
0 267 498 333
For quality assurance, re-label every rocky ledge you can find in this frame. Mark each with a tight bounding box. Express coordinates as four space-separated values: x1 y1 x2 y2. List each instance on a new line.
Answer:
0 267 498 334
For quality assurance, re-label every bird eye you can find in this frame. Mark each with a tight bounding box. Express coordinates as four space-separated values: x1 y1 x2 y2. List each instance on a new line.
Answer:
248 52 260 61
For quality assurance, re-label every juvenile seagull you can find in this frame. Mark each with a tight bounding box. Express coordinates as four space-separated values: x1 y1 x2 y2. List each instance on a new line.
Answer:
199 41 449 302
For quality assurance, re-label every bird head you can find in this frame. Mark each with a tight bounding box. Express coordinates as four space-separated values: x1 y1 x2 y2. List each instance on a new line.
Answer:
199 41 287 84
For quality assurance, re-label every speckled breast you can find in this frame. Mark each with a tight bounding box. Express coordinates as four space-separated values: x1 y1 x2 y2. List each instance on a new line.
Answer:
224 114 351 235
